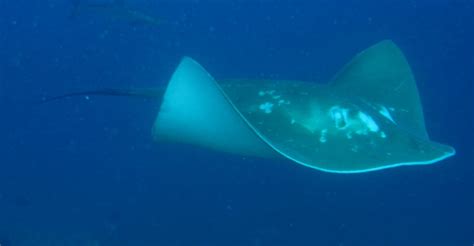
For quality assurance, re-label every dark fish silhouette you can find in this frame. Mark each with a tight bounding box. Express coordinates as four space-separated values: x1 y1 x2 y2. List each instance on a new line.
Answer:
70 0 160 27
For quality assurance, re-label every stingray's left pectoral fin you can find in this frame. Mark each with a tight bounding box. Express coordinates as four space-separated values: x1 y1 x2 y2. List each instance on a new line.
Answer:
152 57 276 158
325 40 456 171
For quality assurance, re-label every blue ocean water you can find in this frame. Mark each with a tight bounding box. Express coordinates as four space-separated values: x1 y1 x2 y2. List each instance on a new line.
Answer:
0 0 473 245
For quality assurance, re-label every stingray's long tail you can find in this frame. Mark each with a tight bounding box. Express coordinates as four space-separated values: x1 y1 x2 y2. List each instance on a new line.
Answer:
40 88 165 104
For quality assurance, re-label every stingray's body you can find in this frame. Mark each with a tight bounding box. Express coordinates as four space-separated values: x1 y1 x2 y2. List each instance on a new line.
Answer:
48 40 455 173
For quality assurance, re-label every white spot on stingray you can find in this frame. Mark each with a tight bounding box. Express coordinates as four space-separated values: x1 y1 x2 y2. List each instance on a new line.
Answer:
351 145 359 152
380 131 387 138
329 106 349 129
358 112 379 132
258 90 278 98
290 118 296 125
379 105 396 124
278 99 285 105
319 129 328 143
356 129 368 136
320 136 327 143
259 102 274 114
346 131 353 139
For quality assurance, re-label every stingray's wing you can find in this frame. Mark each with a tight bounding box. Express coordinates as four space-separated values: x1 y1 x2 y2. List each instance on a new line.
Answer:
152 57 277 158
330 40 429 139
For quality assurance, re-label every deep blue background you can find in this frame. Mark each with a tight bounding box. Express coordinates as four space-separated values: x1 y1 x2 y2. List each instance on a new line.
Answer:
0 0 473 245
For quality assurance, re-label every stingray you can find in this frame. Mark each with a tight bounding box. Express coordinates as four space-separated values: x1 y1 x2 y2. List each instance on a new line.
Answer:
44 40 455 173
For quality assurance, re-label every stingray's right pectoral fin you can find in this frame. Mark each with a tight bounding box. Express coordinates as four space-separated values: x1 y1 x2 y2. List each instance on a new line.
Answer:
152 57 276 158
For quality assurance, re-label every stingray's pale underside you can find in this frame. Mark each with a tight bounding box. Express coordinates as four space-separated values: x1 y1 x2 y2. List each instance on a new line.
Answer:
153 40 455 173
